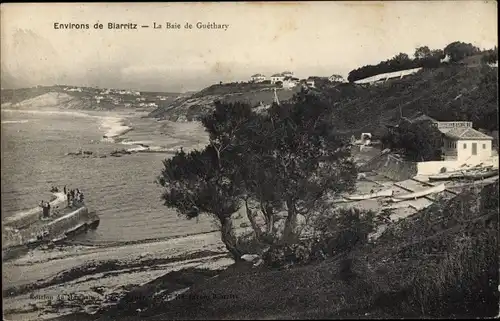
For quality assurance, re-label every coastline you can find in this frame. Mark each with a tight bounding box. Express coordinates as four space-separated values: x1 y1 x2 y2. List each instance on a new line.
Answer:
2 106 235 320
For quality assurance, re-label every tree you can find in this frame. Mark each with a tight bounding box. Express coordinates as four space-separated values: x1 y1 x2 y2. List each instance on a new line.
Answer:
444 41 480 63
430 49 445 59
158 93 358 259
157 102 254 260
261 91 357 242
382 120 442 162
415 46 432 59
481 46 498 64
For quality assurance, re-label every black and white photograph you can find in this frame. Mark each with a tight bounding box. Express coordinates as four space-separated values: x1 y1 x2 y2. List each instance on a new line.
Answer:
1 1 498 320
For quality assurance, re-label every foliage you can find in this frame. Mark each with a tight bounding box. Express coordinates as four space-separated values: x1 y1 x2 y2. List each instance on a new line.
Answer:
345 41 485 82
262 207 379 269
481 46 498 64
400 182 498 317
312 207 378 256
347 47 444 82
414 46 432 59
443 41 481 63
158 94 358 259
381 119 442 161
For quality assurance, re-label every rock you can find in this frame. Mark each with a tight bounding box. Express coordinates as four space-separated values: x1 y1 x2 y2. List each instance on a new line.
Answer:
357 173 367 179
139 252 149 258
241 254 260 262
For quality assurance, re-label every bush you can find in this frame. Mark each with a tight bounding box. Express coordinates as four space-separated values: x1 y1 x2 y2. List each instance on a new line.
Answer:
262 208 378 269
312 208 377 255
262 239 323 269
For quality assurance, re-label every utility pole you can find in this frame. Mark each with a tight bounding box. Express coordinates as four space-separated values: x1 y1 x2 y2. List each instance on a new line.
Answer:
273 88 280 106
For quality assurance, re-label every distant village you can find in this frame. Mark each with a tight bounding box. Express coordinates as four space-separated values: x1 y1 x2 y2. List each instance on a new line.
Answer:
57 85 176 110
246 68 432 90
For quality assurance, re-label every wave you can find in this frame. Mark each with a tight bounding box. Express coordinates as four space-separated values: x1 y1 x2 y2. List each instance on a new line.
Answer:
1 120 29 124
99 117 133 141
121 140 154 146
2 109 133 141
1 108 91 118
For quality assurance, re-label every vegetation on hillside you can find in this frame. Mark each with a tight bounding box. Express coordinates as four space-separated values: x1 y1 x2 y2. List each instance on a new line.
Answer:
381 119 442 161
317 64 498 137
347 41 492 82
103 180 498 320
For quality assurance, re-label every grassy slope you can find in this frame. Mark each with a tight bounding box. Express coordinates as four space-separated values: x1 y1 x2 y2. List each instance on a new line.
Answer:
148 82 302 121
91 180 498 320
319 64 498 137
148 64 498 136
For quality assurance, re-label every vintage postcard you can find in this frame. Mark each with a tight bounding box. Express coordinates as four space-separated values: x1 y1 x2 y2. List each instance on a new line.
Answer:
1 1 498 320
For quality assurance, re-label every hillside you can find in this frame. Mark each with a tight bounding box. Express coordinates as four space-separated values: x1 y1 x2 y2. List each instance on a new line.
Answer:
148 82 302 121
319 64 498 136
1 86 180 112
87 180 498 320
148 64 498 137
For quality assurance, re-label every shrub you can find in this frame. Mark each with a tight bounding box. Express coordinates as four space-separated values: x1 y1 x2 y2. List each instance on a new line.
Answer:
312 208 378 256
262 239 320 269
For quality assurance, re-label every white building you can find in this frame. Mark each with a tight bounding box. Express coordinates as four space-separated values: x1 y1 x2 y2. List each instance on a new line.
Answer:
250 74 266 83
354 67 422 85
270 73 285 84
281 71 294 78
438 121 493 162
329 74 345 82
282 76 299 90
406 114 494 163
306 78 315 87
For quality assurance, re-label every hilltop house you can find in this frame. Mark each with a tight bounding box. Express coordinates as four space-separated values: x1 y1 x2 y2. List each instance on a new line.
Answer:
328 74 345 82
270 73 285 84
270 71 294 84
251 74 266 83
282 76 299 90
408 114 493 162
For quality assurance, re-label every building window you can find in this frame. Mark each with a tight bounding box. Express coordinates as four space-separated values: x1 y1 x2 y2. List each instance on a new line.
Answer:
463 143 467 149
483 144 486 149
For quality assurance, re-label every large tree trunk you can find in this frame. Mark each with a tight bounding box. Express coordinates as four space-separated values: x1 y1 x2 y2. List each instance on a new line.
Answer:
260 202 274 234
266 213 274 234
220 216 243 261
245 199 263 239
282 198 298 243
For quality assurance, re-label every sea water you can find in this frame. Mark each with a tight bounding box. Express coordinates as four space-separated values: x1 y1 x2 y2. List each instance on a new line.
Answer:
1 109 216 243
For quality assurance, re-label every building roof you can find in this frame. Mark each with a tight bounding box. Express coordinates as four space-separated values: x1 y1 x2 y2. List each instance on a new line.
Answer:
282 71 293 74
271 73 284 77
251 74 265 77
442 127 494 140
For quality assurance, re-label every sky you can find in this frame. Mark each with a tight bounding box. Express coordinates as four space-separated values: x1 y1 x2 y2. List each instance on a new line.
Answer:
1 1 497 93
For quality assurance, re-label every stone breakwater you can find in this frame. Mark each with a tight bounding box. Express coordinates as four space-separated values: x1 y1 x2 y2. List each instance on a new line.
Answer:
3 206 99 250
